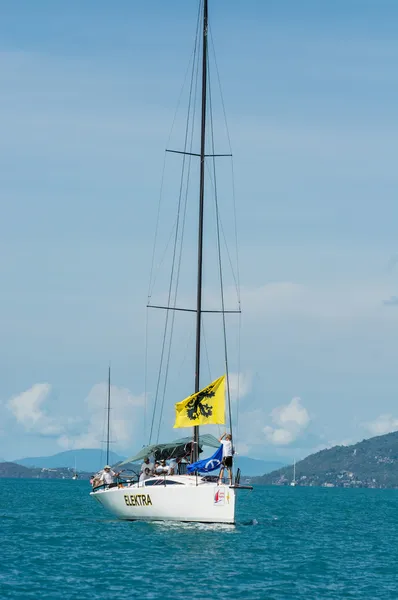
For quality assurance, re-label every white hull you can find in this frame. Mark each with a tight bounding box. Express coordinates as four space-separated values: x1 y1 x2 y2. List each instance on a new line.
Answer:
91 477 236 524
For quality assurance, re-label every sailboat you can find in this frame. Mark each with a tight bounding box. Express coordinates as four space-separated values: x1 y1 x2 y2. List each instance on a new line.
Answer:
90 0 252 524
105 364 112 467
72 456 78 480
290 458 297 486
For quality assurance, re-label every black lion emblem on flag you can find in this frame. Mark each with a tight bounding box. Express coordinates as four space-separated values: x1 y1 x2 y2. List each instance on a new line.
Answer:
186 386 215 421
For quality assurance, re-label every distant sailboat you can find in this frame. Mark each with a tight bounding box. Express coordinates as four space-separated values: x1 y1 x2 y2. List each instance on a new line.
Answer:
106 364 111 467
72 456 78 480
290 458 297 486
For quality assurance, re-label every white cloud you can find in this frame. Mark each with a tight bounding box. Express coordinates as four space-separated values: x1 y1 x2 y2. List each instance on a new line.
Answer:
271 396 310 428
263 427 296 445
7 383 63 436
264 397 310 446
364 414 398 437
227 372 252 401
58 383 145 450
239 280 398 324
6 380 145 452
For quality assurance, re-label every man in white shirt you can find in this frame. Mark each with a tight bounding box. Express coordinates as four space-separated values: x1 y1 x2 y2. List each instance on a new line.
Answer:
99 465 120 486
218 433 233 485
139 457 154 483
154 459 168 475
169 458 179 475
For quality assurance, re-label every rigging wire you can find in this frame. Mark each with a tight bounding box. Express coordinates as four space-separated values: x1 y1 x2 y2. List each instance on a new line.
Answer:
147 4 203 302
208 24 241 306
155 5 202 443
99 371 112 469
144 22 197 439
201 320 212 384
147 156 168 304
175 328 194 379
209 22 242 447
207 51 233 438
146 1 241 447
149 3 202 444
100 391 107 464
236 311 242 450
144 309 149 442
201 320 222 439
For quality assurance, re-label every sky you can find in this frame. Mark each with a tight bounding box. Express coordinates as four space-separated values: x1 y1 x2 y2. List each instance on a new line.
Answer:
1 0 398 462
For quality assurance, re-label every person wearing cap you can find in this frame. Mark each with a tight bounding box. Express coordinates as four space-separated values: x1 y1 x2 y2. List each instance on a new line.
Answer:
99 465 120 486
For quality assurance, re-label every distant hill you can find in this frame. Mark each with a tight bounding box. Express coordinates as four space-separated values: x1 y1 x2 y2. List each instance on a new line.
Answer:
0 462 91 479
0 462 33 478
234 456 285 476
13 448 281 477
14 449 126 473
255 431 398 488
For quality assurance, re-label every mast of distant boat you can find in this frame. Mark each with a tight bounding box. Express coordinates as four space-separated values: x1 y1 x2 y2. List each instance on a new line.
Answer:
291 458 296 486
106 364 111 466
193 0 208 463
72 455 78 479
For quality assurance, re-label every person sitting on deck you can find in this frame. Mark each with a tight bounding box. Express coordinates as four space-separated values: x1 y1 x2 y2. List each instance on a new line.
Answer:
218 433 234 485
140 457 154 481
98 465 120 487
139 467 152 483
90 474 100 487
154 460 168 475
139 458 153 483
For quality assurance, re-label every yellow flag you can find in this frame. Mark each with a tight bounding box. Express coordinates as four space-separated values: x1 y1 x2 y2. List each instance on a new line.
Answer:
173 375 226 428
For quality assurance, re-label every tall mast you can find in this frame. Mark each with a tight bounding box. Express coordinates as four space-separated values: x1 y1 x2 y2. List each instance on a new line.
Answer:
106 364 111 465
193 0 208 463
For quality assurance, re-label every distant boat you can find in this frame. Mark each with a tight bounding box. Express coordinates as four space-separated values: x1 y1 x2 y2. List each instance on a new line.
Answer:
72 456 78 480
290 458 297 486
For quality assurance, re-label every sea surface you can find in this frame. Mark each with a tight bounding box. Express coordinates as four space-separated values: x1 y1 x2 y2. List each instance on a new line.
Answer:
1 480 398 599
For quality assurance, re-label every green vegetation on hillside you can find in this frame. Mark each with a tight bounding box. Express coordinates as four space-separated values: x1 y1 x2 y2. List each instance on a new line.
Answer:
254 431 398 488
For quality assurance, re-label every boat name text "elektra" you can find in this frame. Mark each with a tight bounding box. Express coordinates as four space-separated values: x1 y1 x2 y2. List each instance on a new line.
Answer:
124 494 152 507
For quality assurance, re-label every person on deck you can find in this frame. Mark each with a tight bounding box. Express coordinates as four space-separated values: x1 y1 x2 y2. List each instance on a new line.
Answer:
140 457 154 476
169 458 179 475
90 474 100 487
139 457 154 483
154 460 168 475
218 433 233 485
99 465 120 486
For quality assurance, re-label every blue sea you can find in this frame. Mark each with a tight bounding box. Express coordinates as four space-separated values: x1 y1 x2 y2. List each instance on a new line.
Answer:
1 480 398 599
